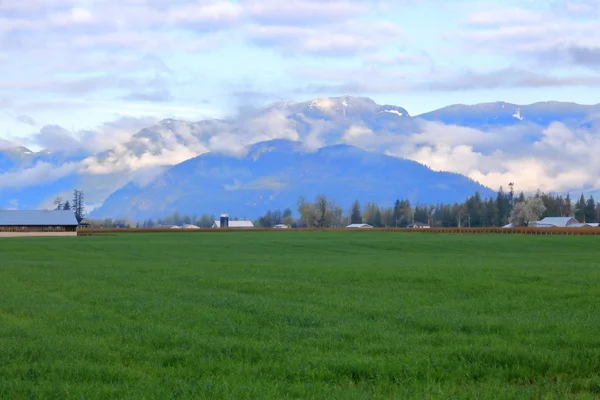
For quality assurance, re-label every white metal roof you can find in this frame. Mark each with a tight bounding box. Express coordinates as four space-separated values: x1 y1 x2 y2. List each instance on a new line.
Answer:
537 217 579 227
212 220 254 228
182 224 200 229
0 210 79 226
346 224 373 228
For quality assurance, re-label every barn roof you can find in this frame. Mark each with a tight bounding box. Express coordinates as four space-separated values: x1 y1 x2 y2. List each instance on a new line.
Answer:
0 210 79 226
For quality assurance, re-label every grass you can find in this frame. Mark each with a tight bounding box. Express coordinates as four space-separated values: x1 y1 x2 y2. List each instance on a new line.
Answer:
1 232 600 399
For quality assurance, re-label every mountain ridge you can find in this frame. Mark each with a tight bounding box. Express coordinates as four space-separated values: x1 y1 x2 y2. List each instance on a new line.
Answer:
2 95 600 214
92 138 495 220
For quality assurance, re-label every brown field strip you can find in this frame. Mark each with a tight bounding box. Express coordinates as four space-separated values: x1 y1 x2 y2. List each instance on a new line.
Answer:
77 227 600 235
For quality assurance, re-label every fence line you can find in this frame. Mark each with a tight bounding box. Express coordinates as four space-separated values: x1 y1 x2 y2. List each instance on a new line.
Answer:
77 227 600 235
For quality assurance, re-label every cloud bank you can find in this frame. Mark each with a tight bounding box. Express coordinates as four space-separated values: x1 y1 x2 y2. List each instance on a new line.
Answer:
3 99 600 201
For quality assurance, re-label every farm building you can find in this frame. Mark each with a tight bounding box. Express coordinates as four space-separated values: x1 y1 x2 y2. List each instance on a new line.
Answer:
407 222 431 229
503 217 599 228
211 220 254 228
531 217 580 227
346 224 373 228
182 224 200 229
530 217 590 228
0 210 79 237
274 224 290 229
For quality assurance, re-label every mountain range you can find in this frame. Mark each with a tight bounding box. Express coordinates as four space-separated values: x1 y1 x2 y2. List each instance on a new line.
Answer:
1 96 599 220
95 139 492 220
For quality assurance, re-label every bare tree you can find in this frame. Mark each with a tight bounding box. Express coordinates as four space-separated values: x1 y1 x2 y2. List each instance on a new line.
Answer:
296 195 336 227
297 196 315 227
314 195 329 228
54 197 64 210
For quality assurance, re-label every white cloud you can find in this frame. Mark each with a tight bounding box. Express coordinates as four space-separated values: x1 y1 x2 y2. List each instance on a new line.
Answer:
342 125 374 143
0 138 17 150
4 99 600 203
0 161 79 189
455 1 600 71
245 20 403 55
243 0 366 25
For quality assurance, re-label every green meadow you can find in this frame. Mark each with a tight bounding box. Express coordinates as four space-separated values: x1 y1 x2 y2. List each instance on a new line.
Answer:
1 232 600 399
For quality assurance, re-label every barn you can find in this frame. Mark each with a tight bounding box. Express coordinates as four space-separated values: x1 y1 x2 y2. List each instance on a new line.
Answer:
0 210 79 237
530 217 585 228
211 220 255 228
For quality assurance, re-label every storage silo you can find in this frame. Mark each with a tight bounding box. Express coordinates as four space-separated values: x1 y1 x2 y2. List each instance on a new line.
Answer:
220 214 229 228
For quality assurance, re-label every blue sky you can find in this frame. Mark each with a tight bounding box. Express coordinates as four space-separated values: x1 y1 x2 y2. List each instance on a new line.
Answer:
2 0 600 142
3 0 600 206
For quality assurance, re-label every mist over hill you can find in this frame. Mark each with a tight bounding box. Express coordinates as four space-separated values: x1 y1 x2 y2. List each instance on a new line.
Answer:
2 96 600 218
92 139 494 220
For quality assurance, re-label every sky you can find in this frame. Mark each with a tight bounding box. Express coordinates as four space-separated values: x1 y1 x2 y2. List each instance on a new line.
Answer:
2 0 600 209
2 0 600 140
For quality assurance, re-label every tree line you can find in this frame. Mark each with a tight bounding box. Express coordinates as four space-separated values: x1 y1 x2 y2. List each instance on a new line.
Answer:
256 185 600 228
72 184 600 229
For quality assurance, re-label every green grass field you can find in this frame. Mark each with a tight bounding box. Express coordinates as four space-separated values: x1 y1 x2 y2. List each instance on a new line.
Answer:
1 232 600 399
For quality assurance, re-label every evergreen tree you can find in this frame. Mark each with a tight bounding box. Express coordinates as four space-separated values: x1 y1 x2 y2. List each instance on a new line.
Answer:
575 194 586 222
400 199 412 225
392 199 402 226
496 186 509 226
585 196 597 223
62 201 71 210
282 208 292 219
73 189 86 223
565 193 573 217
372 209 382 227
508 182 515 213
350 200 362 224
413 205 429 225
540 192 557 218
485 198 498 226
465 191 484 226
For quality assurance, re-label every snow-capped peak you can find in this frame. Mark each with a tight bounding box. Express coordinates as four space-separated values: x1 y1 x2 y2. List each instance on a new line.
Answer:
379 109 404 117
309 97 337 111
309 96 355 111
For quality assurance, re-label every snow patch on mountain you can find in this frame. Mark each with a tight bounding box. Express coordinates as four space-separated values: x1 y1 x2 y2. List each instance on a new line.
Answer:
380 109 404 117
513 108 524 120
